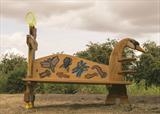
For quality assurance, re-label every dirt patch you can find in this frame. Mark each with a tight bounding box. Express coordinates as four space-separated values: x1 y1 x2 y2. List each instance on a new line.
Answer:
0 94 160 114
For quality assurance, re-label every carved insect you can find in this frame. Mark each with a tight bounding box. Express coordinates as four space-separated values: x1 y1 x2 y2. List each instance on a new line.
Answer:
72 60 89 77
40 56 59 73
60 57 72 72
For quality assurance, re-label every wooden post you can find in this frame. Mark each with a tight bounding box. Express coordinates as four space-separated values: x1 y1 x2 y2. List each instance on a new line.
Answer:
27 26 37 78
24 26 37 109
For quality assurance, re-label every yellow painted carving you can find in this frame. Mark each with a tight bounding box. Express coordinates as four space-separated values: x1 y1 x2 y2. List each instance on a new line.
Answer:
25 12 36 27
25 103 30 109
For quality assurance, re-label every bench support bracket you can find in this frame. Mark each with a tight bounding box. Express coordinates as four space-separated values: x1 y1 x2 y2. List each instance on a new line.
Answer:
105 84 129 105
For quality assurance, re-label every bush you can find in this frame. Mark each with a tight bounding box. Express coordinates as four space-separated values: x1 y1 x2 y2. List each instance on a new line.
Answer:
0 74 8 93
0 53 27 93
5 67 26 93
128 81 160 96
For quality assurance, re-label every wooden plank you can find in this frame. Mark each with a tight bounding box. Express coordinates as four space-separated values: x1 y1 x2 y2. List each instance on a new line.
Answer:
118 70 136 74
32 54 109 82
23 78 131 85
118 58 136 62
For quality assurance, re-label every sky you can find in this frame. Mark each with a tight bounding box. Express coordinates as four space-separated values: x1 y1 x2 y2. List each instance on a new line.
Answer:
0 0 160 58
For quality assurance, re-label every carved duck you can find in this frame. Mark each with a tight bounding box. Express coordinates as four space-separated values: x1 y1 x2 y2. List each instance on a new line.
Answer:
108 38 145 82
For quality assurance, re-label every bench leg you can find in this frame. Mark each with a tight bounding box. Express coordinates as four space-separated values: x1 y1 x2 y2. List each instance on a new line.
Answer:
105 84 129 105
24 82 35 109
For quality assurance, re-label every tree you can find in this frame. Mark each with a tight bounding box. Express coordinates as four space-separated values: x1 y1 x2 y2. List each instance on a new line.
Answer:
0 53 27 93
75 39 117 65
134 41 160 87
0 54 26 74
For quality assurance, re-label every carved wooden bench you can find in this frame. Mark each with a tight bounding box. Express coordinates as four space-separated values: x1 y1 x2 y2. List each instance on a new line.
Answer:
23 18 144 109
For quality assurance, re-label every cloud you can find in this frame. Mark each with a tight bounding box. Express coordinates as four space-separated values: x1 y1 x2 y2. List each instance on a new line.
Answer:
0 32 27 56
1 0 159 58
1 0 159 36
1 0 93 19
1 32 25 47
79 0 159 34
2 48 24 56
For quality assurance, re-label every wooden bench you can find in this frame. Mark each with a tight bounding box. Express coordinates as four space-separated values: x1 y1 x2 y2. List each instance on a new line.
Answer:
23 23 144 109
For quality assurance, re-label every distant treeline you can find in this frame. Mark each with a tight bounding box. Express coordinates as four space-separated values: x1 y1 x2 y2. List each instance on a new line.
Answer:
0 39 159 94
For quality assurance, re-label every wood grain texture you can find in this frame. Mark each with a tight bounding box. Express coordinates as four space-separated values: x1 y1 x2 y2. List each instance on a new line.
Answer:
26 27 37 78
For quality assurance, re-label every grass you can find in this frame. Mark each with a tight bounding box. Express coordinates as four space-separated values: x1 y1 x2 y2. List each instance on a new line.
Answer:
58 82 160 96
77 82 160 96
127 83 160 96
74 82 160 96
